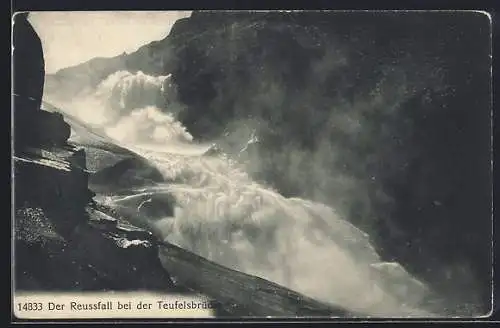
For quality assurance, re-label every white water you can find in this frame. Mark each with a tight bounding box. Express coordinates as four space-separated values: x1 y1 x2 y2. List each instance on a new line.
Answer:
45 70 436 317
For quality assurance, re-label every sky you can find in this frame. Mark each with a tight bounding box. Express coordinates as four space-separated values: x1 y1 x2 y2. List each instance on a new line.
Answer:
26 11 192 74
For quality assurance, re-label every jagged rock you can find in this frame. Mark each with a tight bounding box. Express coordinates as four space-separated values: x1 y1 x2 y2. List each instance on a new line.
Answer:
12 12 45 113
14 204 178 292
15 110 72 152
13 145 177 292
14 146 93 235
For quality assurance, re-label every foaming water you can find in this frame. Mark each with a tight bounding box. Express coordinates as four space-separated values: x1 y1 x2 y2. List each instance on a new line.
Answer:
46 70 437 318
101 143 433 317
45 70 190 145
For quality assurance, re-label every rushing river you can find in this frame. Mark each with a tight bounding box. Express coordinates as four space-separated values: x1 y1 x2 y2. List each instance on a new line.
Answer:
44 70 435 317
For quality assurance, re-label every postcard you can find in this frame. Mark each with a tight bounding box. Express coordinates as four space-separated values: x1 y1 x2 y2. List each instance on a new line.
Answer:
11 10 493 321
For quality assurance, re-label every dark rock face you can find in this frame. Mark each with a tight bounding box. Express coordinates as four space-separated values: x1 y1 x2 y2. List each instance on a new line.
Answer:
159 11 491 314
14 147 93 236
14 111 72 154
13 13 45 112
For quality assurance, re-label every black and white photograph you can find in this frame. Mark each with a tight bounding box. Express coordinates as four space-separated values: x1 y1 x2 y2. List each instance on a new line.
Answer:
12 10 493 319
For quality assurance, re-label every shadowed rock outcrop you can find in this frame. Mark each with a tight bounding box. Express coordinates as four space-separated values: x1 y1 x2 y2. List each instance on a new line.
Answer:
13 12 45 112
162 12 492 315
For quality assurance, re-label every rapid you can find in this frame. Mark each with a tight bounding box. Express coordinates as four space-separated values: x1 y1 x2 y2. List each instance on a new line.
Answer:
44 70 437 318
